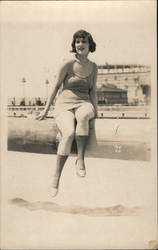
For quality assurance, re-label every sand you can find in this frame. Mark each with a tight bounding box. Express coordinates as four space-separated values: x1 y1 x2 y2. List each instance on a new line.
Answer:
0 151 157 249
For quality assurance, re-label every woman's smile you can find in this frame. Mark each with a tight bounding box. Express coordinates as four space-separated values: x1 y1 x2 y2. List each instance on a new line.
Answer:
75 37 89 55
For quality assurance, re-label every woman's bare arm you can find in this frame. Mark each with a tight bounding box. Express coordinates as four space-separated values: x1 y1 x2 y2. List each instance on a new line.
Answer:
36 62 69 120
89 63 98 118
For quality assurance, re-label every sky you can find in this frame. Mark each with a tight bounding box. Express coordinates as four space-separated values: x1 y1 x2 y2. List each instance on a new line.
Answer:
1 0 156 97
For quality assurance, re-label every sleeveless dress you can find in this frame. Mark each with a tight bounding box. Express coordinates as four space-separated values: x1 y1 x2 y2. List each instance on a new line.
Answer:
53 60 95 118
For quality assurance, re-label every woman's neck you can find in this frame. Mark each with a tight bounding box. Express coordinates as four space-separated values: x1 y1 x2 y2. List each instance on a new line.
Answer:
75 54 89 64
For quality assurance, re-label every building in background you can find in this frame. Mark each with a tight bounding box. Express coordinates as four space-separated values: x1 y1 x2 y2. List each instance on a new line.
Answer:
97 64 151 105
97 84 127 105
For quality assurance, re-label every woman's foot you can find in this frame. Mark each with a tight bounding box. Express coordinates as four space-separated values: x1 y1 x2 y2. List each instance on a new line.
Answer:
50 175 60 197
50 186 58 197
75 159 86 177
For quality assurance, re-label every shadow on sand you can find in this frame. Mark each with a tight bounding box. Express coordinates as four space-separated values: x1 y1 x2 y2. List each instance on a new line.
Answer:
9 198 142 216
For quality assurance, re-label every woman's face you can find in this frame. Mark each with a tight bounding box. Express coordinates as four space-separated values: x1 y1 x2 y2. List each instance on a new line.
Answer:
75 36 89 56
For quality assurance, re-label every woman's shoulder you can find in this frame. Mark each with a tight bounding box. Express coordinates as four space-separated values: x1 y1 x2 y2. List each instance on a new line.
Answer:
57 59 75 74
88 60 97 68
59 59 75 71
61 59 75 67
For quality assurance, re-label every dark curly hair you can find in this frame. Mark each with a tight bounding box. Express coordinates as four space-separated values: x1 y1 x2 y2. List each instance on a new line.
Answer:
71 30 96 53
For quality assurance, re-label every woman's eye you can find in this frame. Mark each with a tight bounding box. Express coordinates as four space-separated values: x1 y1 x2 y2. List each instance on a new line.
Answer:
76 40 87 44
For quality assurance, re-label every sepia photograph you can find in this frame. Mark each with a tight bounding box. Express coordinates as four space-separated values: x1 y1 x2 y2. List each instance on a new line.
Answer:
0 0 157 249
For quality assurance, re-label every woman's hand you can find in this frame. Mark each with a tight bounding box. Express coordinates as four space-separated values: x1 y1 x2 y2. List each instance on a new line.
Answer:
35 110 48 120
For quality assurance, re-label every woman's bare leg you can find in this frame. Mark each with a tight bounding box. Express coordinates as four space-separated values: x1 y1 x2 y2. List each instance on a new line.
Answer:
75 136 88 174
51 111 75 196
52 154 68 189
75 104 95 176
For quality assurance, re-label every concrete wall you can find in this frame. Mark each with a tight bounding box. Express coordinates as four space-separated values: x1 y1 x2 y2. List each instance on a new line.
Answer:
8 118 151 161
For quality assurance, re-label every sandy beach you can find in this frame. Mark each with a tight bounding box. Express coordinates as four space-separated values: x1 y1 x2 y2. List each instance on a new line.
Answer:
0 151 157 249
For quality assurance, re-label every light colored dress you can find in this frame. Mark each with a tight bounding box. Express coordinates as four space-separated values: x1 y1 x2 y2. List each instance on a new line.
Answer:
53 60 95 118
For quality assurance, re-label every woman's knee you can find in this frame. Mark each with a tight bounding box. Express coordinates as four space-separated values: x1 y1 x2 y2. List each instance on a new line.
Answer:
76 113 92 123
75 106 95 122
62 129 75 140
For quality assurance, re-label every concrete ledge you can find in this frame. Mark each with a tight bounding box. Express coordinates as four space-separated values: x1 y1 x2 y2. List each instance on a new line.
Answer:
8 118 151 161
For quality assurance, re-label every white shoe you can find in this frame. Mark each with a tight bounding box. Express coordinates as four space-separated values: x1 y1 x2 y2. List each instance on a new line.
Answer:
75 159 86 178
50 176 60 197
77 169 86 177
50 186 58 197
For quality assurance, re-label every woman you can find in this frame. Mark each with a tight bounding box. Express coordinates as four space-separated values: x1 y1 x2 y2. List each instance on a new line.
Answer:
36 30 98 197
